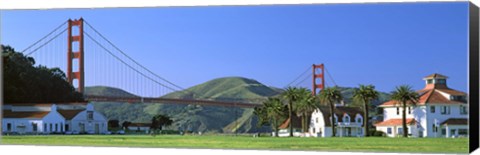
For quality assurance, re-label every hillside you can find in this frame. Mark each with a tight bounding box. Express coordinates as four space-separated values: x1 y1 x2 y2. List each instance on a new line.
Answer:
90 77 282 133
85 86 138 97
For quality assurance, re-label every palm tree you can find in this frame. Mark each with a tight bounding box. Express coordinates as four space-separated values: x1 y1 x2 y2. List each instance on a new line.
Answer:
318 86 343 137
281 86 301 137
294 88 318 133
264 97 286 137
353 84 379 137
391 85 419 138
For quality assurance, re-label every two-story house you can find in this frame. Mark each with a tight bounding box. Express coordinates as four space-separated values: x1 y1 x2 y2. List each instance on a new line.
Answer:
375 73 468 138
308 106 364 137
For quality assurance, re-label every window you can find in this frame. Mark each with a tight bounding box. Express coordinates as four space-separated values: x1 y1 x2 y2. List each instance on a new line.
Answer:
427 79 433 84
7 123 11 131
44 123 47 132
430 106 435 113
437 79 446 84
459 129 468 135
441 106 450 115
396 107 400 115
398 128 403 135
432 124 438 132
49 123 52 132
313 128 316 133
60 123 63 132
55 124 58 132
441 128 446 135
460 105 468 115
87 111 94 120
408 107 411 114
32 123 38 132
316 118 319 123
387 128 392 134
357 117 362 124
344 115 350 122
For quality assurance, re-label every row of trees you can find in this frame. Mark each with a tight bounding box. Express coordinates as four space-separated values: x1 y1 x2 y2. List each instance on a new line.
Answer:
255 84 419 138
107 114 173 135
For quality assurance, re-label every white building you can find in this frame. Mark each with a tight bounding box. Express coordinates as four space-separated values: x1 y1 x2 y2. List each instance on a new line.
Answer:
276 106 364 137
375 73 468 138
308 106 364 137
2 102 108 134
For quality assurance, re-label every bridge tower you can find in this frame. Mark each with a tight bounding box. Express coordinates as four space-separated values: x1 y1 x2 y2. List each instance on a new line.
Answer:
67 18 85 93
312 64 325 96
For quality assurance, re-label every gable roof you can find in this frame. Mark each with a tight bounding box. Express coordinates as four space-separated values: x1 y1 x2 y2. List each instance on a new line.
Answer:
318 106 363 126
374 118 416 126
380 88 466 107
3 110 50 119
441 118 468 126
278 115 302 129
58 110 84 120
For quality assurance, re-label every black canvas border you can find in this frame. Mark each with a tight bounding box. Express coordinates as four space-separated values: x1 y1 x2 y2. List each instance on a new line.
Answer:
469 1 479 153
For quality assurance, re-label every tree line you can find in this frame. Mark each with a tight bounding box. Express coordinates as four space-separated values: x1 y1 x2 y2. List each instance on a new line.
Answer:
3 45 84 103
254 84 419 138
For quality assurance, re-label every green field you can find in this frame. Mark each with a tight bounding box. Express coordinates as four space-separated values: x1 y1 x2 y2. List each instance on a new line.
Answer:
0 135 469 153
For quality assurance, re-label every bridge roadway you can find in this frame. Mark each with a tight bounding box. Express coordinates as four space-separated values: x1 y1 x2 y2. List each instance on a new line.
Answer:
84 95 263 108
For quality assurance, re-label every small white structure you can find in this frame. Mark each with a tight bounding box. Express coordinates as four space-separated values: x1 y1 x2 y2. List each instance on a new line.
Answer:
127 122 151 134
375 73 468 138
309 106 364 137
2 102 108 134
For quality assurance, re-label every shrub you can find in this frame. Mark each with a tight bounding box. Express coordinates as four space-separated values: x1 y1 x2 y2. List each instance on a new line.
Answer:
371 130 387 137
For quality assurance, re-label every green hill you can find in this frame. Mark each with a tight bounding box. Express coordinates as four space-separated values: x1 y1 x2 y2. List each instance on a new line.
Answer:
90 77 281 133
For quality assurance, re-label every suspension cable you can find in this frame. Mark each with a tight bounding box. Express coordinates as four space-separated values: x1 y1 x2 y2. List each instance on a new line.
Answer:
84 31 179 92
24 28 68 56
22 21 68 54
286 65 311 87
83 20 186 91
324 67 337 86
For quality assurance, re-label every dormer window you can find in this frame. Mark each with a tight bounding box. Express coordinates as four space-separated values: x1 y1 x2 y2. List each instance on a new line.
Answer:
437 79 446 84
344 115 350 122
450 95 466 102
427 79 433 84
87 111 93 120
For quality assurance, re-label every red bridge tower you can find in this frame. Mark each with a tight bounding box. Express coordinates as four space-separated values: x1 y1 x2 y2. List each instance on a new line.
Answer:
67 18 85 93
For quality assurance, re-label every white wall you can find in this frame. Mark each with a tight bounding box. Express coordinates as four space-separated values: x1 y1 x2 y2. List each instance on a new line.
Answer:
425 104 468 137
70 108 108 134
42 108 66 133
2 118 43 134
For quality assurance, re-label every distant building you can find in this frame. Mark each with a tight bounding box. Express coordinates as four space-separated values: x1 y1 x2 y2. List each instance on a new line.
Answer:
2 102 108 134
276 105 364 137
309 106 364 137
128 122 151 133
375 73 468 138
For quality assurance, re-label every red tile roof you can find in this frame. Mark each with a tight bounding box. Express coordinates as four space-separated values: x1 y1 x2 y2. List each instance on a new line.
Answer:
380 89 465 107
441 118 468 126
3 110 50 119
374 118 416 126
278 115 301 129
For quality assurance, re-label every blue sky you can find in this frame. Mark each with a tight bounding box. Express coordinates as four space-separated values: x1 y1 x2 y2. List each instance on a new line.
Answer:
1 2 470 95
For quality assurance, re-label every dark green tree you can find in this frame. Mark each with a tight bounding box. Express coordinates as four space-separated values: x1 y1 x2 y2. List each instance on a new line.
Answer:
122 121 132 130
391 85 419 138
151 114 173 135
318 86 343 137
3 45 84 103
353 84 379 137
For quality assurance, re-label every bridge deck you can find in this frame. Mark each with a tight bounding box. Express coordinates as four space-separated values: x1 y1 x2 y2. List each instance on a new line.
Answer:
84 95 262 108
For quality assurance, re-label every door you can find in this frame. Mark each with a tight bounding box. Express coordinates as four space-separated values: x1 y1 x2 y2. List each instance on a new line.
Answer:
65 124 70 131
95 124 100 134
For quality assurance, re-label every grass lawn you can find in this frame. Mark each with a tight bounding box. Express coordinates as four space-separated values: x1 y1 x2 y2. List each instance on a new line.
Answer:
0 135 469 153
